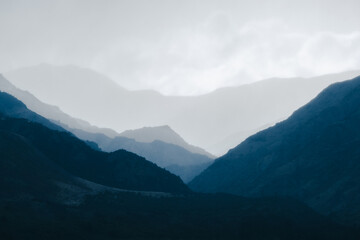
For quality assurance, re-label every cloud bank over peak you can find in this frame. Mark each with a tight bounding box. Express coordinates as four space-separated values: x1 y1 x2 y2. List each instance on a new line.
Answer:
1 0 360 96
100 16 360 95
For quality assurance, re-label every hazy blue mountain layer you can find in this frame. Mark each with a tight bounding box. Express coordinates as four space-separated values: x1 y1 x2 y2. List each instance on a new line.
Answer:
5 64 360 154
0 92 189 193
0 74 118 138
72 128 213 182
0 90 63 131
120 125 214 158
0 75 214 181
0 84 358 239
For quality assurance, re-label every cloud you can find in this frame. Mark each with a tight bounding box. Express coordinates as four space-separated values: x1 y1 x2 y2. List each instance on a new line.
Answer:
91 15 360 95
298 31 360 75
1 1 360 95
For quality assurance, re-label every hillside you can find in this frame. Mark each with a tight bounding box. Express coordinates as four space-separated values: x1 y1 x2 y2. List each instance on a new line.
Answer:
0 98 354 239
190 76 360 225
0 90 64 131
0 129 354 239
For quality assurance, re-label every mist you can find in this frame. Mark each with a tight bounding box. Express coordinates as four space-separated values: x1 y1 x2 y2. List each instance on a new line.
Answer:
1 1 360 238
1 0 360 95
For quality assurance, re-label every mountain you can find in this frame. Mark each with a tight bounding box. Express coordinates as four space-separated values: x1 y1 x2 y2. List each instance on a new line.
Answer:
120 125 214 158
190 76 360 225
72 128 213 182
5 64 360 154
0 74 213 181
0 88 101 149
0 73 118 138
4 64 170 138
0 90 63 131
0 92 189 193
0 130 79 201
0 129 124 203
0 119 355 239
0 116 189 193
0 88 357 239
104 138 213 183
0 72 213 157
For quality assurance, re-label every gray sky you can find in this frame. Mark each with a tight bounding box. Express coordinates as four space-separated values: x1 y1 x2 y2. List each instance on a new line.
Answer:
1 0 360 95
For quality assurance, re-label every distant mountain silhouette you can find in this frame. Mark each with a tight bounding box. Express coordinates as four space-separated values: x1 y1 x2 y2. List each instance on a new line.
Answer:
105 138 213 183
0 73 212 157
1 116 189 193
190 76 360 225
0 74 214 181
0 92 188 193
0 88 101 150
5 64 360 154
0 74 118 138
0 90 63 131
72 128 213 182
120 125 215 158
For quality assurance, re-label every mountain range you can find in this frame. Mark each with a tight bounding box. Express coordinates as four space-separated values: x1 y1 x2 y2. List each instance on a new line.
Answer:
190 76 360 225
0 74 213 181
0 91 357 239
5 64 360 155
0 91 188 193
71 127 213 182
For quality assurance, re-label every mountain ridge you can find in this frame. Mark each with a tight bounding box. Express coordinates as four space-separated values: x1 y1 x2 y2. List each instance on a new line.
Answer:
190 75 360 225
5 64 360 154
120 125 215 158
0 75 214 181
0 73 359 239
0 91 189 193
0 126 355 239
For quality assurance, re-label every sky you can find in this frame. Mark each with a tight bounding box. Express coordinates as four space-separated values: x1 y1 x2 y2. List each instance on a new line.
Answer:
1 0 360 95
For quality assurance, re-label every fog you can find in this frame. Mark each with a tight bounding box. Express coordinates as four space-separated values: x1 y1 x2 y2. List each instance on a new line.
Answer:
1 0 360 95
4 65 360 155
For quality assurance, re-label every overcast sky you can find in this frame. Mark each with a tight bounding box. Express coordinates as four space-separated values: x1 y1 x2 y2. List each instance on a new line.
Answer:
1 0 360 95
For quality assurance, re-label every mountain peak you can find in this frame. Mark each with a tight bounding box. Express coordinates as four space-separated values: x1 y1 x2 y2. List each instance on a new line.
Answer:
120 125 215 158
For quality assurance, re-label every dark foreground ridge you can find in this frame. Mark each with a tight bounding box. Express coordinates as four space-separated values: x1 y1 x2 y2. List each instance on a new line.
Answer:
190 76 360 225
0 90 359 239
